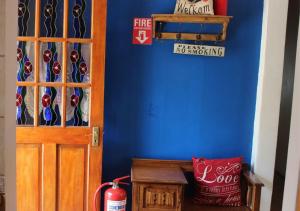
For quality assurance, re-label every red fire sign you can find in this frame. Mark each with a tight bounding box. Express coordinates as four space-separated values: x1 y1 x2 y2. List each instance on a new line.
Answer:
132 18 152 45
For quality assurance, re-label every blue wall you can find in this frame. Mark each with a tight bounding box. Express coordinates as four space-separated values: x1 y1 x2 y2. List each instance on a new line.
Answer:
103 0 263 182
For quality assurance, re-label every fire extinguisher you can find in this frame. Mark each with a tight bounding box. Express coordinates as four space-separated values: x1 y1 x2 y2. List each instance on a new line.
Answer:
93 176 130 211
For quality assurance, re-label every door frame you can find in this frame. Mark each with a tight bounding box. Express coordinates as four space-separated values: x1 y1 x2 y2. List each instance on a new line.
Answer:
4 0 17 211
251 0 289 210
282 22 300 211
251 0 300 210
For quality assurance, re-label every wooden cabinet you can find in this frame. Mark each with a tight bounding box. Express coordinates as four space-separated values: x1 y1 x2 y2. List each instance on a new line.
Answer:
131 164 187 211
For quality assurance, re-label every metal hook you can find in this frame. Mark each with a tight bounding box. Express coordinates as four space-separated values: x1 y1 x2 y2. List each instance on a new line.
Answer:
214 34 222 44
157 32 162 39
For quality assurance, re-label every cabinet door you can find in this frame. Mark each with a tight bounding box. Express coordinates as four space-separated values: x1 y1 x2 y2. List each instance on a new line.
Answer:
138 184 183 211
16 0 107 210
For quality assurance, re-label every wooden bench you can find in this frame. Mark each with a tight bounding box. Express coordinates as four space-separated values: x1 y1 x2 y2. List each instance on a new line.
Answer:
132 159 264 211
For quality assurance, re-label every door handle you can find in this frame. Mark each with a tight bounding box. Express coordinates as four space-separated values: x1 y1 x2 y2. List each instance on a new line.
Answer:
92 127 100 147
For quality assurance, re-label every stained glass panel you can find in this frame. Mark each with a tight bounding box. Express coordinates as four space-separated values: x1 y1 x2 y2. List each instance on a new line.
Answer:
68 0 91 38
18 0 35 36
16 86 34 126
67 43 90 83
17 41 35 82
40 0 64 37
39 87 62 126
66 87 89 126
40 42 63 82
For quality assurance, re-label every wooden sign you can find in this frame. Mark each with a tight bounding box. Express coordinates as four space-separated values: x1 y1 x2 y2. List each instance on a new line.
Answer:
174 43 225 57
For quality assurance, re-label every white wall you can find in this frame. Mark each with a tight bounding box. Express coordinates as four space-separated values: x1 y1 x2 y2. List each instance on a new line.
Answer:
282 23 300 211
0 0 5 176
251 0 289 210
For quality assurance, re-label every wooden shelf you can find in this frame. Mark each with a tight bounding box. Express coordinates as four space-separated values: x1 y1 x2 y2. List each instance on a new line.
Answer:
152 14 233 42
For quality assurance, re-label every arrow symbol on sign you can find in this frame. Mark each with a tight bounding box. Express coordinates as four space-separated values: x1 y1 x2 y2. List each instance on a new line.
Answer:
136 30 149 44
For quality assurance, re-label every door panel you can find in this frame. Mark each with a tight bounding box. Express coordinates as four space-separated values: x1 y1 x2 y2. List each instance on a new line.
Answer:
42 144 56 211
58 146 86 211
16 0 107 210
17 145 41 211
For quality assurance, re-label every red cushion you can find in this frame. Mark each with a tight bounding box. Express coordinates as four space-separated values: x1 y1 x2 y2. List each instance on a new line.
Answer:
192 157 243 207
214 0 228 16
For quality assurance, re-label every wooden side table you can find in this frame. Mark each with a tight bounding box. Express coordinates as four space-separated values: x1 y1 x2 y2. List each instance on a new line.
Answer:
131 163 187 211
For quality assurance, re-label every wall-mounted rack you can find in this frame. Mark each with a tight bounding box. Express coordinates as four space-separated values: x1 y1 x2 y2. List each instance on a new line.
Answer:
152 14 233 42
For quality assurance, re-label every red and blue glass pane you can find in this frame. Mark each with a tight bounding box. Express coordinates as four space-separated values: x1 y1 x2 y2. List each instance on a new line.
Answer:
39 87 62 126
66 87 89 126
68 0 91 38
17 41 35 82
40 0 64 37
67 43 90 83
18 0 35 37
16 86 34 125
40 42 63 82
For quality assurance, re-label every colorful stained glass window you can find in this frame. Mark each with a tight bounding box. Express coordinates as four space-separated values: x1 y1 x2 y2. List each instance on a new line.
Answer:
16 86 34 125
18 0 35 36
66 87 89 126
17 0 93 128
39 87 62 126
40 0 64 37
67 43 90 83
68 0 91 38
17 41 35 82
40 42 63 82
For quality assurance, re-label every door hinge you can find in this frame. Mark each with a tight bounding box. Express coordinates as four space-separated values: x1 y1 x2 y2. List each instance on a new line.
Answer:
92 127 100 147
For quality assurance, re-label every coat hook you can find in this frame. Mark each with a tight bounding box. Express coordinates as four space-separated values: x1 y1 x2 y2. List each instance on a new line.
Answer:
157 32 162 39
176 33 181 40
196 34 201 40
158 22 163 32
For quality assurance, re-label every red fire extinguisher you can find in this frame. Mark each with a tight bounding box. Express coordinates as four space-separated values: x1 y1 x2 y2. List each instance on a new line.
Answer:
93 176 130 211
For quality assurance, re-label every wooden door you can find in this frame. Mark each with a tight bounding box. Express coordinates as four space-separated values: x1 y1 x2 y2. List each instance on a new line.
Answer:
16 0 106 210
